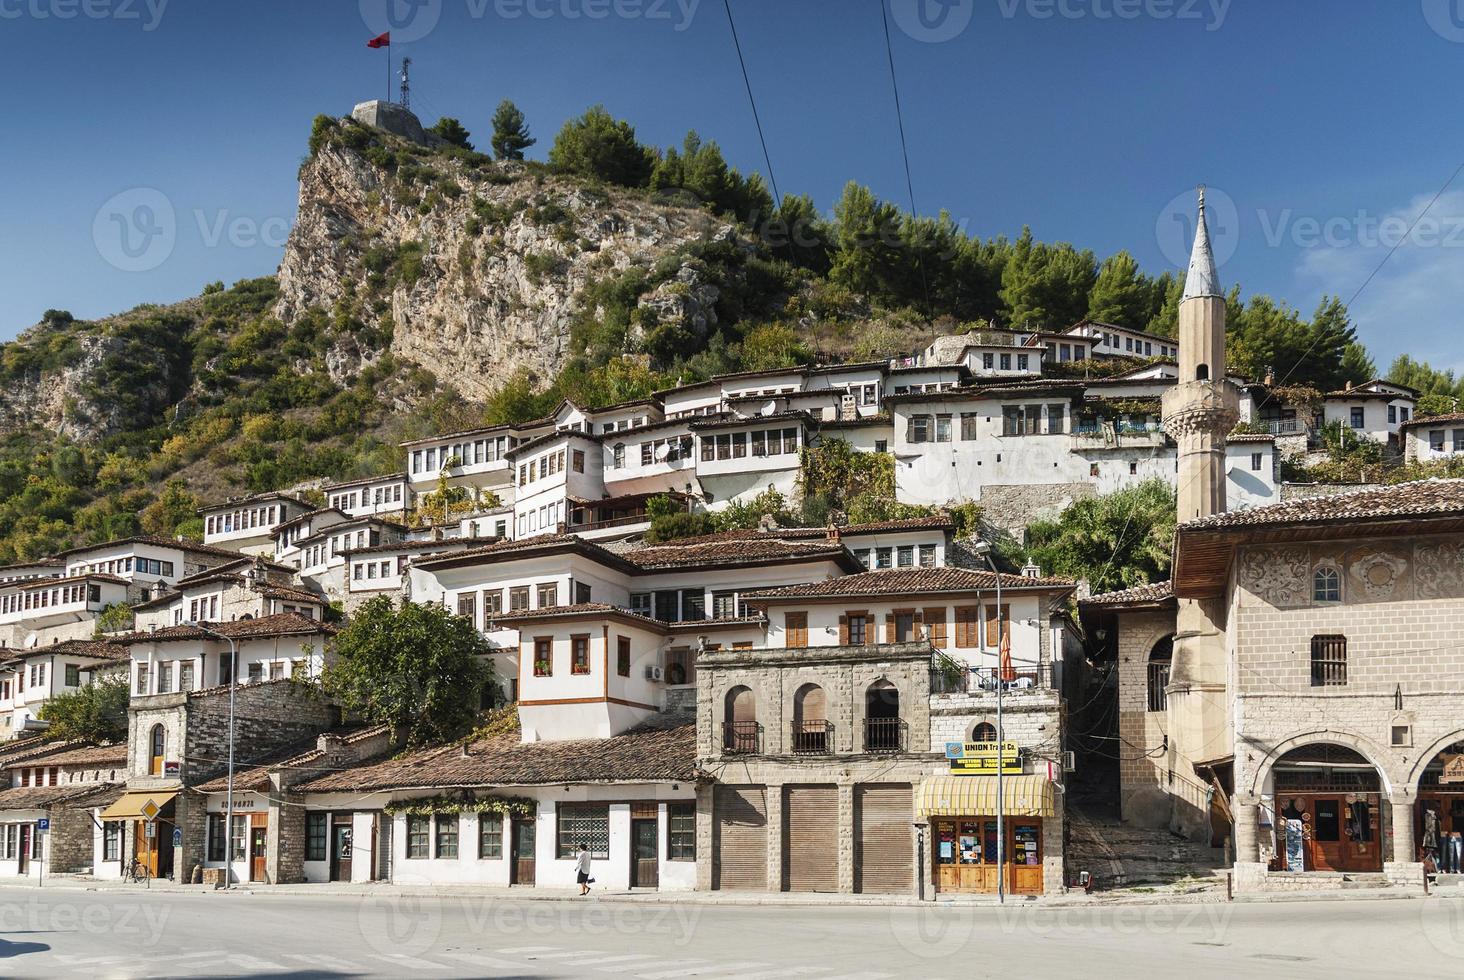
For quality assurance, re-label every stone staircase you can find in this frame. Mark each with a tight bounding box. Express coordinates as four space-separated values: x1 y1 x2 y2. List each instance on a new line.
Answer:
1067 804 1227 893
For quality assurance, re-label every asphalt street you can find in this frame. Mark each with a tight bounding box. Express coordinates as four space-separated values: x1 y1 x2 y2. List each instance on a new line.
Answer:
1 887 1462 979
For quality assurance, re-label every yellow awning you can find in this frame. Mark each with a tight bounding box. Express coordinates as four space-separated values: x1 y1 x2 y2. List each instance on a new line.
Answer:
99 790 178 821
917 775 1054 818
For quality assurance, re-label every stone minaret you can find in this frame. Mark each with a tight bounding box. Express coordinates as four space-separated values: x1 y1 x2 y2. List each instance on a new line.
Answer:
1159 188 1240 839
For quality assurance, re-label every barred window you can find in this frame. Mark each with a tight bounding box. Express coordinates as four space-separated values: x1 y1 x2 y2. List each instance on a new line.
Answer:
1311 635 1347 687
406 815 430 859
305 813 328 862
667 802 696 861
435 814 459 859
556 803 609 858
478 813 503 859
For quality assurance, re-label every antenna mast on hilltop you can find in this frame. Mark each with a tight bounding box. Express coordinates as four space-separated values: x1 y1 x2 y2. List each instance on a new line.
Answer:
399 57 412 111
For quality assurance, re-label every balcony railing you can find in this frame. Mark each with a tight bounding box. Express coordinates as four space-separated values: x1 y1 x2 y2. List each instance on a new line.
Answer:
933 659 1055 694
864 717 905 753
791 720 832 755
567 512 649 532
723 721 761 755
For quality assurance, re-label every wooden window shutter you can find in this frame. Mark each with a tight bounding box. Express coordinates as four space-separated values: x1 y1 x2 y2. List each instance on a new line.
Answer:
983 603 1010 648
955 606 978 648
839 614 848 646
924 607 946 646
884 614 895 644
786 611 808 648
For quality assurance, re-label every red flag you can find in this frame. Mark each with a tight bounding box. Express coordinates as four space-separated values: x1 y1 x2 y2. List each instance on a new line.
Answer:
999 624 1015 682
366 31 390 48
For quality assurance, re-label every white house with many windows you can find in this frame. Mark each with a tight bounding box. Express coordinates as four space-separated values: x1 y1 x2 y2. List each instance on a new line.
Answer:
1321 379 1417 448
201 493 315 555
1401 412 1464 463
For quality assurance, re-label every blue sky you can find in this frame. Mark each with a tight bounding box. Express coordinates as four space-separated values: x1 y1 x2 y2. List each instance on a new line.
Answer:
4 0 1463 371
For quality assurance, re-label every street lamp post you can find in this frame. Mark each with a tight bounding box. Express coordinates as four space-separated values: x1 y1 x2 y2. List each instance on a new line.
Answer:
192 622 238 889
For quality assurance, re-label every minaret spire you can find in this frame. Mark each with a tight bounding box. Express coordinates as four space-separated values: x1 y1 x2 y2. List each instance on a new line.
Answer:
1182 185 1221 300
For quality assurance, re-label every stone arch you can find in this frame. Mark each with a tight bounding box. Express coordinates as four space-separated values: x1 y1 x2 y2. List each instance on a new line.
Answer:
972 721 997 742
792 682 826 726
148 723 166 776
1146 634 1173 712
1244 730 1396 797
1405 731 1464 794
722 685 758 753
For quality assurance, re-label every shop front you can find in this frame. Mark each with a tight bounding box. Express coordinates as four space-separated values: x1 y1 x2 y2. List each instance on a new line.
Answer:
1265 746 1383 874
99 790 179 880
1417 742 1464 874
917 774 1056 895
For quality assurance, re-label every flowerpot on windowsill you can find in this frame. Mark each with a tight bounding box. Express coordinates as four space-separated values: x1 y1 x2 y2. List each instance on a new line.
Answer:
533 662 551 676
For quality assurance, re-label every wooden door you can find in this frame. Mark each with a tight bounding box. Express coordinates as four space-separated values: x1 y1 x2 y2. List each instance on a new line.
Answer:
331 816 354 882
855 784 913 894
713 785 768 890
1009 821 1043 895
133 823 158 877
1309 797 1346 871
249 819 267 883
511 816 535 885
17 825 29 875
783 785 838 892
630 819 659 889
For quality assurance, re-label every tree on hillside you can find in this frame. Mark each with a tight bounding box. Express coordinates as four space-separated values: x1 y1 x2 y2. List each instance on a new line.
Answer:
490 100 535 160
430 117 473 150
324 596 495 746
1025 480 1176 594
1339 342 1376 386
1226 294 1361 390
139 479 201 539
1087 251 1157 331
1388 354 1464 414
37 676 129 743
998 228 1097 330
549 105 655 187
738 322 810 372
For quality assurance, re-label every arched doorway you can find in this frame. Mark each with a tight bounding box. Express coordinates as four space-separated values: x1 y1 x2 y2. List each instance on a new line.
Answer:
723 686 757 754
1268 744 1382 873
792 683 828 754
972 722 997 742
865 680 901 752
1415 738 1464 873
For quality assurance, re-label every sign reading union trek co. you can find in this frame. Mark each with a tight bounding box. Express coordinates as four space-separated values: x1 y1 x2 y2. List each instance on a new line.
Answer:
946 741 1021 775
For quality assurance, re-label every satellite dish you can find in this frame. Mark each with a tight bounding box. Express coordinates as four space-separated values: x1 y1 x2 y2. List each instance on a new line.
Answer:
655 443 672 462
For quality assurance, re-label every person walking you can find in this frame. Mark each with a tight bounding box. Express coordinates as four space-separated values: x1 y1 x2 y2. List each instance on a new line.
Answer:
576 843 593 896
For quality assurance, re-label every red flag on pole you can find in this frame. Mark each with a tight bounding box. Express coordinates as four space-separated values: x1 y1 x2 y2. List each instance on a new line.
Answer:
999 624 1015 682
366 31 391 48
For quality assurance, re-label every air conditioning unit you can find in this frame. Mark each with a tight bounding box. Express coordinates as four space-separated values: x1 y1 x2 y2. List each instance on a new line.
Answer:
1062 750 1077 773
645 665 664 682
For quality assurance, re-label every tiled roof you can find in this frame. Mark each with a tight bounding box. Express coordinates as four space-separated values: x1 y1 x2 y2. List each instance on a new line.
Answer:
820 414 892 428
687 410 811 431
1226 433 1276 443
18 742 128 768
259 584 327 605
1400 411 1464 432
490 602 668 631
745 566 1075 600
1180 479 1464 532
194 725 390 793
49 534 258 563
175 557 293 586
14 572 128 590
322 472 408 491
0 782 123 811
296 717 697 793
0 640 129 663
632 516 953 551
114 612 334 645
415 535 635 573
624 538 860 572
340 538 469 557
1079 580 1175 609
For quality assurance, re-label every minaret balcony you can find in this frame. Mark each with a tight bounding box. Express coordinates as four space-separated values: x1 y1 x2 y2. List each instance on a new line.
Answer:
1161 381 1241 439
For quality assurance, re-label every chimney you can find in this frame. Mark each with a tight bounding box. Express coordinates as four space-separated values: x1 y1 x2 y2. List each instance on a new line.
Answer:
1022 561 1042 579
757 513 778 533
825 524 841 543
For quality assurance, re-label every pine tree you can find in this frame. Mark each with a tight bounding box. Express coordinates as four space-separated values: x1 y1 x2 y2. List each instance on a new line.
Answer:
490 99 535 161
548 105 654 187
1086 251 1152 330
429 117 473 150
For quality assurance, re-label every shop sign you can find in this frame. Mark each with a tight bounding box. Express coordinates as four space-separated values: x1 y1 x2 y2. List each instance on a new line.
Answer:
1441 754 1464 784
946 740 1021 775
163 760 181 778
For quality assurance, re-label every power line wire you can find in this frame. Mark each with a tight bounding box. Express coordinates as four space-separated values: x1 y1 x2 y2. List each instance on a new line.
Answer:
877 0 933 317
721 0 781 209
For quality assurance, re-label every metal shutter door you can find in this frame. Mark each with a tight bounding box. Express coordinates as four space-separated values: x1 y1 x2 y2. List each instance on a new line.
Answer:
783 785 839 892
713 786 767 890
855 783 913 894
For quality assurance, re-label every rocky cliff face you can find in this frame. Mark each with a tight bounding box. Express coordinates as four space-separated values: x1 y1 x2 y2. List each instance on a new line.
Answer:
276 125 735 400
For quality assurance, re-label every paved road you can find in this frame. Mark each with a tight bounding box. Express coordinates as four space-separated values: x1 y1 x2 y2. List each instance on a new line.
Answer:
2 887 1462 978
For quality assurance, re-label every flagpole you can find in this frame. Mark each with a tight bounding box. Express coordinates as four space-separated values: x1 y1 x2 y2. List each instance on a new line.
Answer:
387 45 392 103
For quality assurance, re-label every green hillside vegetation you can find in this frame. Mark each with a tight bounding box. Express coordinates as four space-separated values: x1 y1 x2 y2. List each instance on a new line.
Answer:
0 104 1456 566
